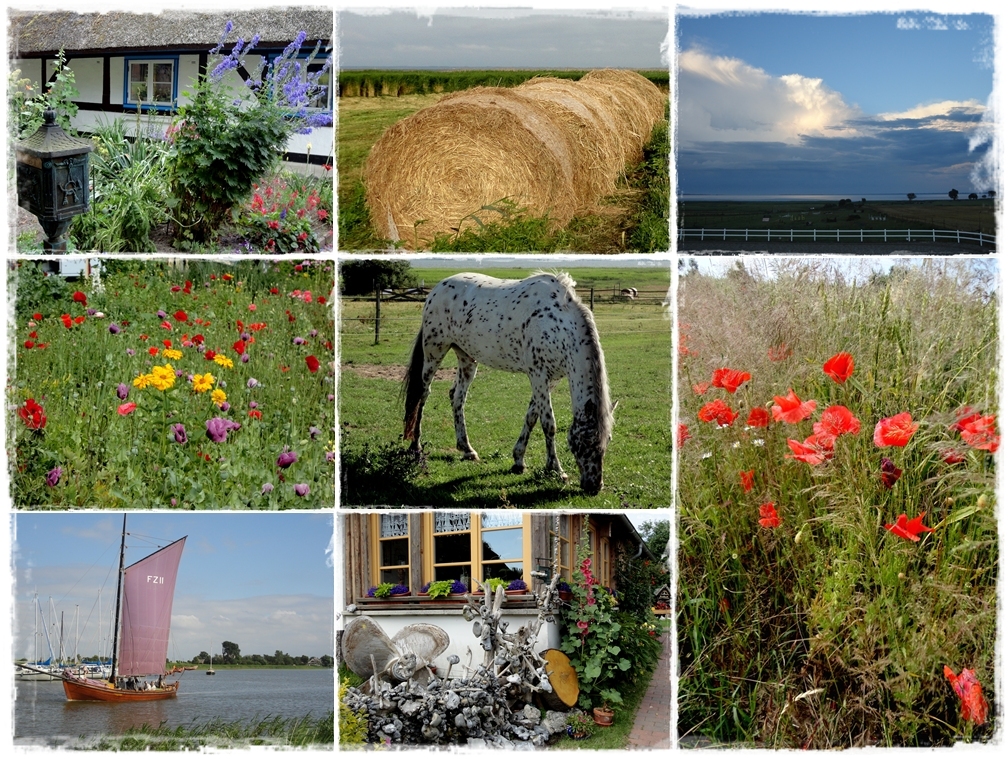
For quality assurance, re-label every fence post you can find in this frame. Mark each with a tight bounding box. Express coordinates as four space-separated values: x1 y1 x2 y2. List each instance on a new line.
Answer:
884 229 887 243
723 228 726 241
590 287 594 312
374 287 381 345
813 229 816 242
957 230 960 243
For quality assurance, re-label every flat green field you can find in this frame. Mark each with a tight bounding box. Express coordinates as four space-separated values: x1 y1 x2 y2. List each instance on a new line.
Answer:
339 267 671 508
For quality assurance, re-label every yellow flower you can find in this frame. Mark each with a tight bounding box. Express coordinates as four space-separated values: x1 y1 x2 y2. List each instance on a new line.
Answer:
162 348 183 360
149 363 176 391
192 372 215 393
211 388 227 407
213 354 234 369
133 373 152 390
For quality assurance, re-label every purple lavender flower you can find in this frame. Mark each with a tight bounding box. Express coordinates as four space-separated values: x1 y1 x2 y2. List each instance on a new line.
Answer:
206 417 240 443
109 323 121 335
277 449 298 468
46 466 62 487
294 483 309 497
247 378 260 389
171 423 188 445
261 482 274 495
117 383 129 400
211 20 235 55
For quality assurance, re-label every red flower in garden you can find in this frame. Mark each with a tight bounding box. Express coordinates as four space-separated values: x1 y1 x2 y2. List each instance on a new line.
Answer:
24 340 35 349
174 310 188 322
698 399 738 427
270 287 279 295
233 339 247 355
72 291 87 307
822 352 854 384
61 314 73 329
222 274 233 282
205 350 217 361
305 355 320 373
814 405 861 440
117 402 137 416
772 390 817 424
677 423 690 448
880 457 902 489
171 285 181 293
32 312 43 321
758 502 781 528
74 315 85 325
711 368 751 394
739 470 754 492
884 512 933 542
959 415 999 453
318 296 326 304
747 408 770 428
29 331 37 339
160 320 172 330
148 347 159 356
944 666 988 726
248 410 262 420
249 323 266 332
787 435 834 466
768 343 792 362
873 412 918 448
950 407 976 432
280 365 290 373
163 339 172 348
139 334 149 341
692 382 710 395
183 280 193 294
943 449 966 464
318 209 329 221
192 334 205 344
19 398 47 429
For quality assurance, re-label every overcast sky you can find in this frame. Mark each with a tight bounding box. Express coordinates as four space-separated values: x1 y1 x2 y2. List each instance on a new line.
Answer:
339 8 669 69
13 513 334 663
677 11 995 199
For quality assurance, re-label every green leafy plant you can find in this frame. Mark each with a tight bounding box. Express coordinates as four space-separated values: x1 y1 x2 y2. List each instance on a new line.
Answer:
424 580 454 599
481 577 507 593
9 49 79 139
339 680 368 744
567 710 596 738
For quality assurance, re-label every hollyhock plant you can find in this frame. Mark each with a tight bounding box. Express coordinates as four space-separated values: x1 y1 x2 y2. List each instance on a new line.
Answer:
874 412 918 448
943 666 988 726
822 352 854 383
883 512 933 541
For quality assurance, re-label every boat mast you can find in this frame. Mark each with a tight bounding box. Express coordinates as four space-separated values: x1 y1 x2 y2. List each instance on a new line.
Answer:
108 515 127 683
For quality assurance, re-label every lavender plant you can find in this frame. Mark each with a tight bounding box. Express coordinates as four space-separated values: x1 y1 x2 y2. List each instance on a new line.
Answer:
169 22 332 247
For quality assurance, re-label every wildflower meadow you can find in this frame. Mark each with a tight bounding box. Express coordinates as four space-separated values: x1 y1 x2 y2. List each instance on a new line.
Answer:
677 258 997 747
10 259 335 509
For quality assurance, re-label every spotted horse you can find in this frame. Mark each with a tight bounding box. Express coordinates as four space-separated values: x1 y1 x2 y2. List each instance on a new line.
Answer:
403 272 614 494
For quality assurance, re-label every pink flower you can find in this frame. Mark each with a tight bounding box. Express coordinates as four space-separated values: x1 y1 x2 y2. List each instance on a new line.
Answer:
117 402 137 416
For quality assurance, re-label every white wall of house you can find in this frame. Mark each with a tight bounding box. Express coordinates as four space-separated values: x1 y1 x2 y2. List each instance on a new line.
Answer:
344 609 561 679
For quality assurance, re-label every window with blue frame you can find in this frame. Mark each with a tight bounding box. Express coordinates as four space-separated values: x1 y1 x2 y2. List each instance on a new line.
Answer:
124 57 177 109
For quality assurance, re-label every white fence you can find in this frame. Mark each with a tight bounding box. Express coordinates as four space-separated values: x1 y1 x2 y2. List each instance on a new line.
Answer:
679 227 995 248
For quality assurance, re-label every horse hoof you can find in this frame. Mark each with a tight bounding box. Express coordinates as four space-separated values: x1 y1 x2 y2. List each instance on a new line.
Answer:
462 451 480 462
511 463 525 474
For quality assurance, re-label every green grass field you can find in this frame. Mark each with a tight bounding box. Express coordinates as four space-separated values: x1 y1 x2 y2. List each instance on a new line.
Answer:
677 259 997 748
339 266 671 508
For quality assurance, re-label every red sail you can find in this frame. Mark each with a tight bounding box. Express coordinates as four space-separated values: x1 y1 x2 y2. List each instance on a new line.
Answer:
118 537 186 677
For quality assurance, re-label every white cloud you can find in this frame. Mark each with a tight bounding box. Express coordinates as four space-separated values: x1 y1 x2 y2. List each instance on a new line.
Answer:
879 100 986 122
677 48 860 145
172 614 202 629
897 17 920 30
969 93 998 193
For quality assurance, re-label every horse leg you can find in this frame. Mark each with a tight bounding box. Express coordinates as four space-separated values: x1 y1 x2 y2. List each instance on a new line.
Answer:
538 383 567 481
407 338 451 457
449 347 480 461
511 398 540 474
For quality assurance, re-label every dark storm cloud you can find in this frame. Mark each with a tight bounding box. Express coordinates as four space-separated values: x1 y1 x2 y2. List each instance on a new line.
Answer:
339 10 669 69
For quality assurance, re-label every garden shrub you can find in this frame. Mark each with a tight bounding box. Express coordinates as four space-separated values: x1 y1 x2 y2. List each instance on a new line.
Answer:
612 611 662 687
237 171 329 253
339 680 368 745
9 48 78 138
14 261 75 321
169 23 332 247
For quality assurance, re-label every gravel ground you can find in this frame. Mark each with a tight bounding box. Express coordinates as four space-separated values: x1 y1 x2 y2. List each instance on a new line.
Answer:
677 240 995 256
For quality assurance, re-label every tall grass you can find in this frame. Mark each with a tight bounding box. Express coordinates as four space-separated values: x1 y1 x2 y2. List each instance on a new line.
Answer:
677 259 997 747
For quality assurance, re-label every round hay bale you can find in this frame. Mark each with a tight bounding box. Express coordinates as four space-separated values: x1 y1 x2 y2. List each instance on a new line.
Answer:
364 86 580 246
517 77 625 203
578 69 666 165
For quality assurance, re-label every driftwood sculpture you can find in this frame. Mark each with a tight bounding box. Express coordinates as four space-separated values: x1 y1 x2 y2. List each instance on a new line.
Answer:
342 617 449 687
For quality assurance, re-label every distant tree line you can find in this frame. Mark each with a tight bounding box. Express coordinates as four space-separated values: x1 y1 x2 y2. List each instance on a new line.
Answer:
190 640 333 667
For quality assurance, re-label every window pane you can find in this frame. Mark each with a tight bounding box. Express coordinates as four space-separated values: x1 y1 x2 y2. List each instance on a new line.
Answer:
130 83 148 103
380 514 408 538
130 62 148 82
152 83 172 103
434 566 470 585
435 533 470 564
380 567 409 586
483 562 523 582
482 528 522 561
482 512 522 529
380 537 408 567
434 513 470 533
154 63 173 82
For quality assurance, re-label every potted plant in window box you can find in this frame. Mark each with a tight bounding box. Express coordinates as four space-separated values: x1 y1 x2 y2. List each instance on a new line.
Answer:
478 577 507 594
448 580 468 598
557 580 573 602
566 711 595 740
505 578 527 596
368 583 410 600
421 580 454 600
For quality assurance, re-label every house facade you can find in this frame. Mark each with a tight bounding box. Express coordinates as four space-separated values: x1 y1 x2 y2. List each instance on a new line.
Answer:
9 9 333 174
339 511 653 675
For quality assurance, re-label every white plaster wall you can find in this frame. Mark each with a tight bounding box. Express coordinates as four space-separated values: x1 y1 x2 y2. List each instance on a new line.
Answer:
11 58 42 89
48 57 103 102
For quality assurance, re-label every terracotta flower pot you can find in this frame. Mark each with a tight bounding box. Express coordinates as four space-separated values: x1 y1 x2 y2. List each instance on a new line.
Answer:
558 590 573 602
592 706 614 727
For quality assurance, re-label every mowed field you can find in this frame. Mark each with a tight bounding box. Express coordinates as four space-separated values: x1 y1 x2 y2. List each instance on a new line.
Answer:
679 199 995 237
339 266 671 508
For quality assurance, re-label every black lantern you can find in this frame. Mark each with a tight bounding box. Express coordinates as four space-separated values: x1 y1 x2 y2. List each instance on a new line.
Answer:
16 109 93 252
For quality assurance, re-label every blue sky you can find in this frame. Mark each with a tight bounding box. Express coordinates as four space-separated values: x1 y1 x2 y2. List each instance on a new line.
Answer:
12 513 334 662
677 12 995 198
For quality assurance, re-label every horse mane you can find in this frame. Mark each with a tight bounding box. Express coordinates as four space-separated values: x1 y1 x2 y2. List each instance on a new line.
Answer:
540 270 614 444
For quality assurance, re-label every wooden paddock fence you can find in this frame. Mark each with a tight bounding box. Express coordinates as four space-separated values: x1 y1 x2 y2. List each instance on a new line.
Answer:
679 227 995 249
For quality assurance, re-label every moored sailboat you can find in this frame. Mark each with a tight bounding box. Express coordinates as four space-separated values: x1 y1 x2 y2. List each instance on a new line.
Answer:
62 516 187 702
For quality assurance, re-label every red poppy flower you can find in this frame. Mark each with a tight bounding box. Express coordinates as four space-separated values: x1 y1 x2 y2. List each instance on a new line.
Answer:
174 310 188 322
24 340 35 349
692 382 710 396
205 350 217 361
184 280 193 294
942 449 966 465
171 285 181 292
280 365 290 373
162 339 172 348
117 402 137 416
148 346 159 356
72 291 87 307
884 512 933 541
18 398 47 429
677 423 690 448
822 352 854 383
768 343 792 362
222 273 233 281
747 408 770 428
270 287 279 295
873 412 918 447
305 355 320 373
698 399 738 427
814 405 861 439
772 390 817 424
950 407 977 432
74 315 85 325
32 312 43 321
317 296 326 304
787 435 834 466
249 323 266 332
139 334 149 341
959 415 999 453
233 339 246 355
29 331 37 339
943 666 988 726
248 409 263 420
192 334 205 344
160 320 172 330
711 368 751 394
739 470 754 492
758 502 782 528
880 457 902 489
61 314 73 329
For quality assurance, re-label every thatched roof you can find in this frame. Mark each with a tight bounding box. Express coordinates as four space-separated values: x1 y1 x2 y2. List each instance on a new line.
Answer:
9 9 332 57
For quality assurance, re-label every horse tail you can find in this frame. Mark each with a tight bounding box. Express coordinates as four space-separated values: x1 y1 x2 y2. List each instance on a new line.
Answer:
402 328 426 440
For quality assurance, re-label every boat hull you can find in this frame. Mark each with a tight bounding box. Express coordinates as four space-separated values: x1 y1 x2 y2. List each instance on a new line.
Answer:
62 674 180 702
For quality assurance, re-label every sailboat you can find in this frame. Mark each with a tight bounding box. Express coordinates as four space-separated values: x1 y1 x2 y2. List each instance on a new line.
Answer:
62 515 187 702
206 644 216 675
